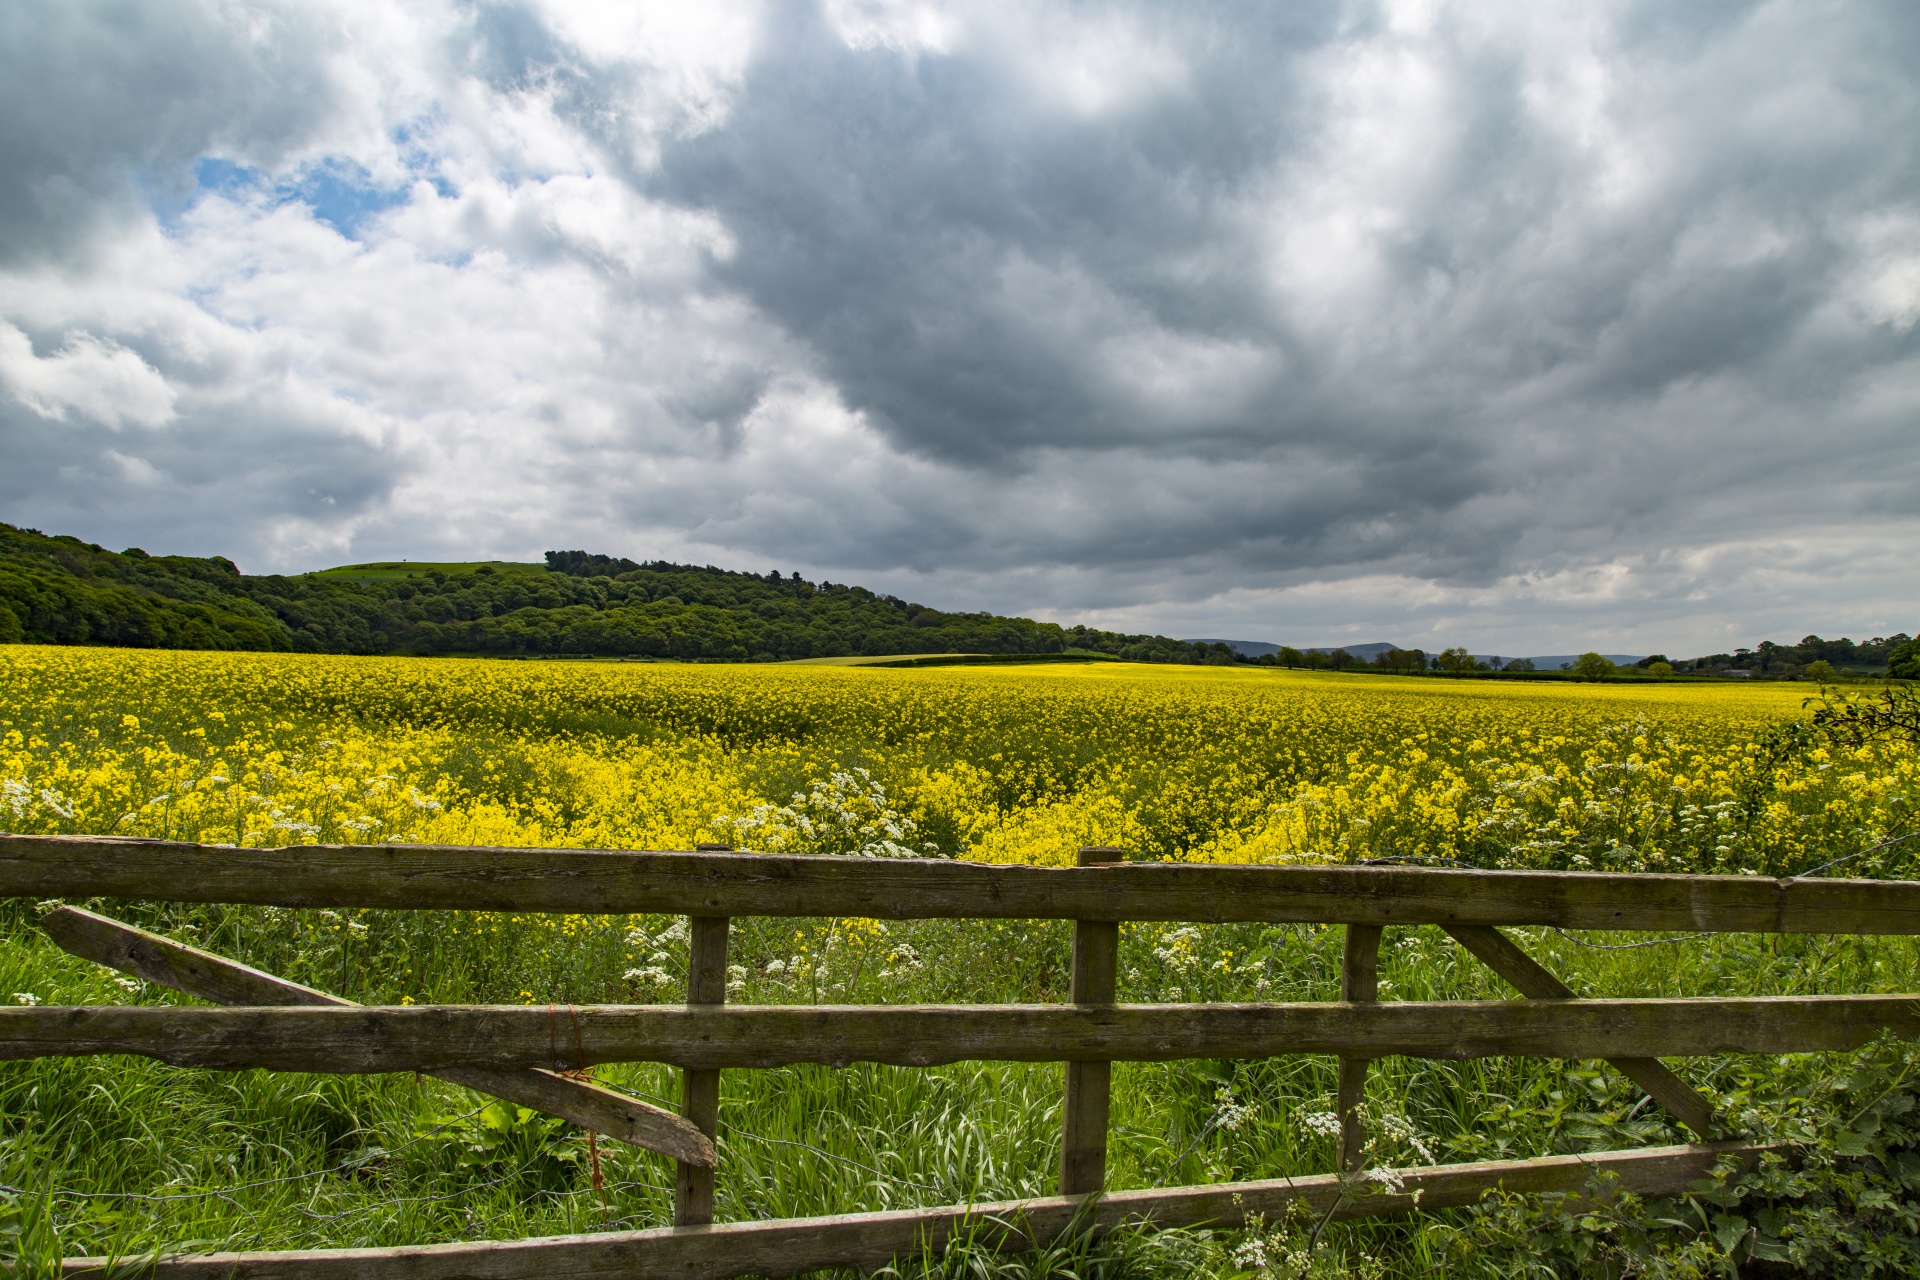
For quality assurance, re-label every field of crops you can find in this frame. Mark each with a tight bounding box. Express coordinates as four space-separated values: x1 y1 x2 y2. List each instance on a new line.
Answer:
3 647 1919 1277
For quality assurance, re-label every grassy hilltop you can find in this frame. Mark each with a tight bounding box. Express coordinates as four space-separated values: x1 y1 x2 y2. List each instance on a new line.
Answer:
0 524 1221 663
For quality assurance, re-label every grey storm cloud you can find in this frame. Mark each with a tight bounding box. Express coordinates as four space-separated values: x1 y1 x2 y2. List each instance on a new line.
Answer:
651 3 1920 568
0 0 1916 652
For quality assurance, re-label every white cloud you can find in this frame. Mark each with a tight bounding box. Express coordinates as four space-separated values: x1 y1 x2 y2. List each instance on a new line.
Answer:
0 324 176 428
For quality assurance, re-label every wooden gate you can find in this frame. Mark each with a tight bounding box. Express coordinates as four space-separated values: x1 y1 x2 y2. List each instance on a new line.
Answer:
6 832 1916 1278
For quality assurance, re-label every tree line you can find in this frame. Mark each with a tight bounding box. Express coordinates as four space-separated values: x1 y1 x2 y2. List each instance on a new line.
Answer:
0 524 1237 664
4 523 1910 676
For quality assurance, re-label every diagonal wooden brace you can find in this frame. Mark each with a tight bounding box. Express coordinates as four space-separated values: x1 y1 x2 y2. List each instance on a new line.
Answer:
1443 924 1719 1141
39 905 716 1168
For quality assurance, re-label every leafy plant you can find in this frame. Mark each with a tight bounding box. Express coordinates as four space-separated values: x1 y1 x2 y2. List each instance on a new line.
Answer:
411 1102 586 1195
1442 1037 1920 1279
1811 685 1920 750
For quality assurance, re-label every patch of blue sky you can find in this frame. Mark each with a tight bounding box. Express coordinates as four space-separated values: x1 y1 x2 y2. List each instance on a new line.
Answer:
283 159 411 239
176 153 442 241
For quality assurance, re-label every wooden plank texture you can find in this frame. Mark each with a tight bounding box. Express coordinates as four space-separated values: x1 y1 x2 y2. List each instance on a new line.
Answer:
1059 846 1123 1195
1337 923 1383 1171
38 906 715 1168
61 1141 1777 1279
674 916 729 1226
7 834 1920 933
6 996 1916 1072
1445 924 1721 1140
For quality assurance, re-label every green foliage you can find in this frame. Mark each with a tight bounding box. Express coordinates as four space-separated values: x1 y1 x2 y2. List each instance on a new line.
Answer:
0 524 1226 664
1445 1037 1920 1279
1890 639 1920 681
1571 652 1617 680
1686 634 1914 677
412 1102 586 1193
1810 685 1920 751
1373 648 1428 673
0 1184 62 1279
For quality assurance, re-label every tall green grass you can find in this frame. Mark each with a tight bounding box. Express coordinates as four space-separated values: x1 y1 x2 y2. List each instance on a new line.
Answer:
4 894 1915 1277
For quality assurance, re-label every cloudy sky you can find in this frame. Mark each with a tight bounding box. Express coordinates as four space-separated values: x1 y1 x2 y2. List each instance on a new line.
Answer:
2 1 1916 654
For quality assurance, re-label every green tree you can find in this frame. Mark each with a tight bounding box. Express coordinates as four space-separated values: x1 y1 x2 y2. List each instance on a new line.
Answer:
1374 647 1427 673
1435 646 1476 673
1276 646 1305 668
1805 659 1835 682
1570 652 1616 680
1646 661 1674 678
1891 638 1920 681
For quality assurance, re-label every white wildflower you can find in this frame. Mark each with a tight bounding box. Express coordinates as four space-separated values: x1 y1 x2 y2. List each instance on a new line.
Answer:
1298 1110 1342 1138
1213 1085 1255 1133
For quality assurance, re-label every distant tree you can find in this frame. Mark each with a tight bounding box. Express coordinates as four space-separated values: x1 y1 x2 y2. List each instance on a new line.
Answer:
1374 647 1426 673
1277 646 1305 668
1504 658 1535 672
1890 639 1920 681
1805 659 1836 682
1435 646 1475 673
1646 661 1674 678
1571 652 1616 680
1635 653 1670 669
1326 648 1359 670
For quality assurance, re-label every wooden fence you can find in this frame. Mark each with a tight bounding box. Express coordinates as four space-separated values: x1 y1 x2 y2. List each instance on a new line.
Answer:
4 832 1916 1278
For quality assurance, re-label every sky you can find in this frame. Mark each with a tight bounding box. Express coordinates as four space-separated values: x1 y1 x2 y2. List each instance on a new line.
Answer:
1 1 1916 656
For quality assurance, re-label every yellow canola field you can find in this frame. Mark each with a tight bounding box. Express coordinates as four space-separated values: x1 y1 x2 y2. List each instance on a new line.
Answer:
1 646 1912 876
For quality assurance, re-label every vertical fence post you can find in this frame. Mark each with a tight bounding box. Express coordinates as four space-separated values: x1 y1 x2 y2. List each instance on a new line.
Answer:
1060 845 1124 1196
676 844 734 1228
1336 923 1383 1172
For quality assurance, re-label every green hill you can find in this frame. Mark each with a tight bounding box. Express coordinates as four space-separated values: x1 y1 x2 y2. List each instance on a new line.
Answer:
310 560 548 582
0 523 1228 664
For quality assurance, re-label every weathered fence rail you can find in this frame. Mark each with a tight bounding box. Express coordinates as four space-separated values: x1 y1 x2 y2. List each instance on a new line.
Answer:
7 833 1920 932
2 831 1912 1278
61 1142 1777 1280
8 996 1919 1071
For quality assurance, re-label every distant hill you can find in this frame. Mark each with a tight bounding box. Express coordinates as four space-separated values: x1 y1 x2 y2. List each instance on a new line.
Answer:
1523 653 1647 670
9 524 1902 674
1186 640 1416 660
1193 639 1657 669
1184 638 1281 657
0 523 1231 664
1306 642 1401 659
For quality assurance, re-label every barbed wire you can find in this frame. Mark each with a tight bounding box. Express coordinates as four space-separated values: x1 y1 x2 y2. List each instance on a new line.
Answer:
721 1128 950 1198
1543 928 1713 951
0 1103 492 1205
593 1082 957 1200
10 1109 960 1242
1789 829 1920 879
